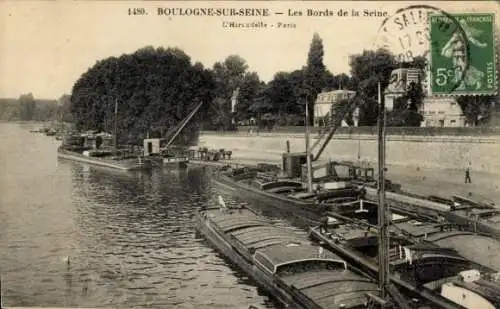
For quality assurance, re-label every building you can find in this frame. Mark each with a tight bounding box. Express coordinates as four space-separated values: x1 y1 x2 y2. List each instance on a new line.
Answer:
314 89 356 127
384 68 423 112
421 97 466 127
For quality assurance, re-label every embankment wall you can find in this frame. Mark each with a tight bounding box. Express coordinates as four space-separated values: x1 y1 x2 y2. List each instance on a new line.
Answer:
197 131 500 174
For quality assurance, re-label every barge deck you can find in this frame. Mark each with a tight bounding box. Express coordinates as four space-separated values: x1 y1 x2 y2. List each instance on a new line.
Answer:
194 206 381 309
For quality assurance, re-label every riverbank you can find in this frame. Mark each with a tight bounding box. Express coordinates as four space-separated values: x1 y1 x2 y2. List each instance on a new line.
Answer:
197 132 500 175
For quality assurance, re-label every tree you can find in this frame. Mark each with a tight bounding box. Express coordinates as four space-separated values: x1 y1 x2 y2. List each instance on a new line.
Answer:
208 55 250 130
19 93 36 120
457 96 496 126
235 72 262 121
348 48 396 125
249 85 273 120
303 33 327 125
70 46 215 145
324 72 354 91
57 94 72 123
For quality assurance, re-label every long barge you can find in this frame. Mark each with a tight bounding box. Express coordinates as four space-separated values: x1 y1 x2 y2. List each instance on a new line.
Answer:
364 187 500 239
207 151 406 226
209 165 366 226
194 205 381 309
57 148 151 171
308 212 500 309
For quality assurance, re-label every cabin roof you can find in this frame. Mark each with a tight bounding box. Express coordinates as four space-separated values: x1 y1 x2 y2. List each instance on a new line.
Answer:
281 270 378 309
208 209 270 232
231 225 306 249
258 243 344 267
391 220 443 237
427 232 500 272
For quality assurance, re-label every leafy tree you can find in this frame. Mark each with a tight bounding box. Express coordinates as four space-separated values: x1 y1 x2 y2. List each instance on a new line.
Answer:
457 96 496 126
57 94 72 122
249 85 273 120
70 46 215 145
19 93 36 120
348 48 396 125
303 33 327 125
208 55 249 130
235 72 262 121
324 72 355 91
34 100 58 121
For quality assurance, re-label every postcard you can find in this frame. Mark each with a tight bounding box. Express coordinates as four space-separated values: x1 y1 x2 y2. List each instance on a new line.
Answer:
0 1 499 309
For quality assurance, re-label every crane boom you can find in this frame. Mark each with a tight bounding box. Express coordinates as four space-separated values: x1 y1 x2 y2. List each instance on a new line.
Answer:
311 94 361 161
163 101 204 149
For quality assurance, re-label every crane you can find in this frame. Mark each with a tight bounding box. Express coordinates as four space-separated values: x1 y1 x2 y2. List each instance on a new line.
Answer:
309 93 362 162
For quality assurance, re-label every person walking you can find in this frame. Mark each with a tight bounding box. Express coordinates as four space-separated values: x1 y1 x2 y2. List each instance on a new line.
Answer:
465 167 472 183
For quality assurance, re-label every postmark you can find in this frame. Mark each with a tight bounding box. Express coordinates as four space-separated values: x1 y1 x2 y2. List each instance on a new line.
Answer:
373 5 472 95
429 13 497 96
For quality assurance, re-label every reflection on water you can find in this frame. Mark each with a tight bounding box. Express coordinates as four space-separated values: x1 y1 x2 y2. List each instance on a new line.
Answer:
0 122 280 309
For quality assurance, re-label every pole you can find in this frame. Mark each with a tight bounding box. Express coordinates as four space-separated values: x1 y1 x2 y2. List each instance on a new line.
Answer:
305 96 313 192
377 81 389 300
0 275 3 309
357 132 361 162
114 98 118 157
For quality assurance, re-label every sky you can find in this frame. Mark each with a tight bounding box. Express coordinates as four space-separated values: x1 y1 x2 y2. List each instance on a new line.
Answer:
0 1 498 99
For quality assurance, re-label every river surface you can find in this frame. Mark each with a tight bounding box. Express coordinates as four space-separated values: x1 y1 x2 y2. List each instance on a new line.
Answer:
0 122 304 309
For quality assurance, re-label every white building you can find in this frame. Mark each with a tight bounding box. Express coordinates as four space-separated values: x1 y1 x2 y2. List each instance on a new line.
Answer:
314 89 356 127
421 97 466 127
384 68 423 112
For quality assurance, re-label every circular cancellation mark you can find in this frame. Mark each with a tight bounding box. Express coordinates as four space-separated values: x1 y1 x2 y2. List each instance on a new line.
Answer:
374 5 471 94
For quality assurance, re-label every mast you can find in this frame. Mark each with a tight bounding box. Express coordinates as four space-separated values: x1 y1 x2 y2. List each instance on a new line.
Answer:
377 81 390 301
305 95 313 192
114 98 118 157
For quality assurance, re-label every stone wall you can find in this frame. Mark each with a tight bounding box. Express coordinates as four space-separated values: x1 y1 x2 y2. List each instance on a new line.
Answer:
197 132 500 174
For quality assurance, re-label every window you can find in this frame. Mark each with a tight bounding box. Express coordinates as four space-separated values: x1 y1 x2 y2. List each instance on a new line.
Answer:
450 120 456 123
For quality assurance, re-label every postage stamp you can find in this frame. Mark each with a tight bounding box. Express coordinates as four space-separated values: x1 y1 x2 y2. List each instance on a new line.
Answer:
428 13 497 96
374 5 474 96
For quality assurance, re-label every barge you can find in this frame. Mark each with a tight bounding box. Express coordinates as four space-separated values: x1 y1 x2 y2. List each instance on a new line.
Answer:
57 147 151 171
209 153 380 225
194 204 383 309
57 132 151 171
364 187 500 239
308 207 500 309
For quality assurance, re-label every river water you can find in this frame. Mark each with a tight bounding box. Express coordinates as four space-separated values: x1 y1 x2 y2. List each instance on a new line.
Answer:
0 122 302 309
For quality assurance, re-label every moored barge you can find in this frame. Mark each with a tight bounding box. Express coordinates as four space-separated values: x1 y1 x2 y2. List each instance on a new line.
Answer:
309 210 500 309
57 132 151 171
364 187 500 239
209 153 377 225
194 205 382 309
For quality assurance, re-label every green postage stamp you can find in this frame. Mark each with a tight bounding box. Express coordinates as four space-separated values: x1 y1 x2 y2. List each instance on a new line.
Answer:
429 13 497 96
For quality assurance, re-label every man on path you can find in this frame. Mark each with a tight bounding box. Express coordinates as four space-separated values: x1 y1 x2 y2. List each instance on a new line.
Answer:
465 167 472 183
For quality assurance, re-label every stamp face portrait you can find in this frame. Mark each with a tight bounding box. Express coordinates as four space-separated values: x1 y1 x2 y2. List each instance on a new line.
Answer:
429 13 497 96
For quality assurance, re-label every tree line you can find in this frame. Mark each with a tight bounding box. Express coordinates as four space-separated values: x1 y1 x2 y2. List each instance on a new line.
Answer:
67 33 496 145
0 93 71 122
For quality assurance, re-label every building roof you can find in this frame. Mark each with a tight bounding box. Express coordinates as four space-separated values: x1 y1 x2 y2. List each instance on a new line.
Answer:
317 89 356 97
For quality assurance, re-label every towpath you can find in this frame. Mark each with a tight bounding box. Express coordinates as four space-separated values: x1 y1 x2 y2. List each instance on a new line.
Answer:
214 154 500 204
